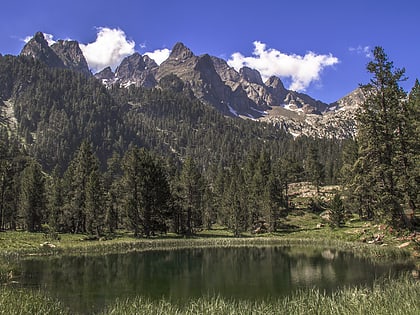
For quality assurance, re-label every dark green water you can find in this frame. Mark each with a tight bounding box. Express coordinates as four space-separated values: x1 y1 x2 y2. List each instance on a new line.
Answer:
17 246 412 314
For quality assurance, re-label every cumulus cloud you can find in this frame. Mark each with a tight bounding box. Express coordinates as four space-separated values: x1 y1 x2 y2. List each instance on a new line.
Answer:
23 33 56 46
80 27 135 73
228 41 339 92
144 48 171 65
349 45 372 58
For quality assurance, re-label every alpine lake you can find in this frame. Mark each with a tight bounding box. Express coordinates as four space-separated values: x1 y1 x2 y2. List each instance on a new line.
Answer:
13 244 414 314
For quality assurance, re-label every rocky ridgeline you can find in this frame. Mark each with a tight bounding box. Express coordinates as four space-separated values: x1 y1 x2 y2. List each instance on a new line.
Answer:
20 32 366 139
21 32 90 75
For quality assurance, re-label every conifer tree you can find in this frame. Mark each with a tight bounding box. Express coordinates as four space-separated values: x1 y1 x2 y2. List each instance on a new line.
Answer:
329 193 345 228
62 140 98 233
262 171 285 232
19 160 46 232
179 157 203 235
122 148 171 237
305 144 325 195
103 153 122 233
47 166 63 232
353 47 416 228
225 164 248 236
85 167 104 237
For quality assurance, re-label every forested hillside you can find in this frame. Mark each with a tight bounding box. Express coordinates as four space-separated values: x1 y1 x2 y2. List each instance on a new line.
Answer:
0 53 346 235
1 48 417 236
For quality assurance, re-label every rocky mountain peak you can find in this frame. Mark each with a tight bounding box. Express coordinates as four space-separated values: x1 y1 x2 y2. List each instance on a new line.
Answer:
94 67 115 81
329 88 364 110
265 76 286 91
239 67 263 85
143 55 159 69
51 40 90 75
169 42 194 60
115 53 144 76
113 53 158 88
33 31 46 43
20 32 65 68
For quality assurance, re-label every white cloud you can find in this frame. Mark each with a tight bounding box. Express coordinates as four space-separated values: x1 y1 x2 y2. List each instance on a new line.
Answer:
23 33 56 46
349 45 372 58
228 41 339 92
80 27 135 73
144 48 171 65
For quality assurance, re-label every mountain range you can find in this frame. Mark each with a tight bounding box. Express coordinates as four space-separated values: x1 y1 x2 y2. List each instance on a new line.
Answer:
19 32 363 138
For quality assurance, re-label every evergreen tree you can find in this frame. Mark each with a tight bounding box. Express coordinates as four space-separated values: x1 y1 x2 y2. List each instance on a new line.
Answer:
262 171 285 232
354 47 413 228
305 144 325 195
62 140 98 233
225 164 248 236
249 150 271 226
46 166 63 232
85 167 104 237
400 80 420 220
276 158 302 212
122 148 171 237
179 157 203 235
103 153 122 233
19 160 46 232
329 193 345 228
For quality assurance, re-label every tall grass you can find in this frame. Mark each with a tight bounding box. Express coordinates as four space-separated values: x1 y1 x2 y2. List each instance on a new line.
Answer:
2 275 417 315
0 288 70 315
101 274 419 315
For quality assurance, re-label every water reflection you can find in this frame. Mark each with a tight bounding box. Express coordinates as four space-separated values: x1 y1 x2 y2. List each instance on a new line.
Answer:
18 246 412 314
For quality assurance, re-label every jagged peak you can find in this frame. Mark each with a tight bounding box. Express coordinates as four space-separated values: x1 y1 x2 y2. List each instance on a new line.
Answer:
143 55 158 68
94 66 114 80
52 39 79 48
33 31 47 43
20 32 49 56
265 76 286 91
239 66 263 85
20 31 65 68
169 42 194 60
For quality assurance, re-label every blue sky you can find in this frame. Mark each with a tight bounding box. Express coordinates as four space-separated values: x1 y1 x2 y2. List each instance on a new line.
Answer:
1 0 419 103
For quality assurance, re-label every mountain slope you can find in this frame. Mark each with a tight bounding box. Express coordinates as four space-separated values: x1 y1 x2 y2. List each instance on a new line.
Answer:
20 32 90 75
17 32 365 139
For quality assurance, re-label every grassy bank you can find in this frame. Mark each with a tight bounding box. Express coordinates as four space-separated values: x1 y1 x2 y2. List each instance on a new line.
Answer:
1 275 418 315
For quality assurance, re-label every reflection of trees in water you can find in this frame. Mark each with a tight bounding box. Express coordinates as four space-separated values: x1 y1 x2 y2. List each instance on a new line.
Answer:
18 246 411 312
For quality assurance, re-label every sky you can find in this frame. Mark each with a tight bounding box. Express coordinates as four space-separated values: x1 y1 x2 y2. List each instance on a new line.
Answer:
0 0 419 103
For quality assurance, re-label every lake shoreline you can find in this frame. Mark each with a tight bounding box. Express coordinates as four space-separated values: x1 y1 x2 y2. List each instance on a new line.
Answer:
1 229 419 315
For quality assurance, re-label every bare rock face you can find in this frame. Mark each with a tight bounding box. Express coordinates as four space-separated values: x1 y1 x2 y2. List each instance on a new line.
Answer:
21 32 90 75
156 44 257 116
329 88 364 110
91 41 335 120
51 40 90 75
260 87 365 139
169 42 194 60
115 53 158 88
20 32 65 68
239 67 263 85
94 67 115 84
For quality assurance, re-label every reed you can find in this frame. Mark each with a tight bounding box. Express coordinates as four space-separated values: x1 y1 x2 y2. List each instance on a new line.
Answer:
0 264 417 314
0 288 70 315
100 274 419 315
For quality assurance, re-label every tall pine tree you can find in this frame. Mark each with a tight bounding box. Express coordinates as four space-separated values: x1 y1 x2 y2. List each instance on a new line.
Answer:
352 47 417 228
19 160 46 232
